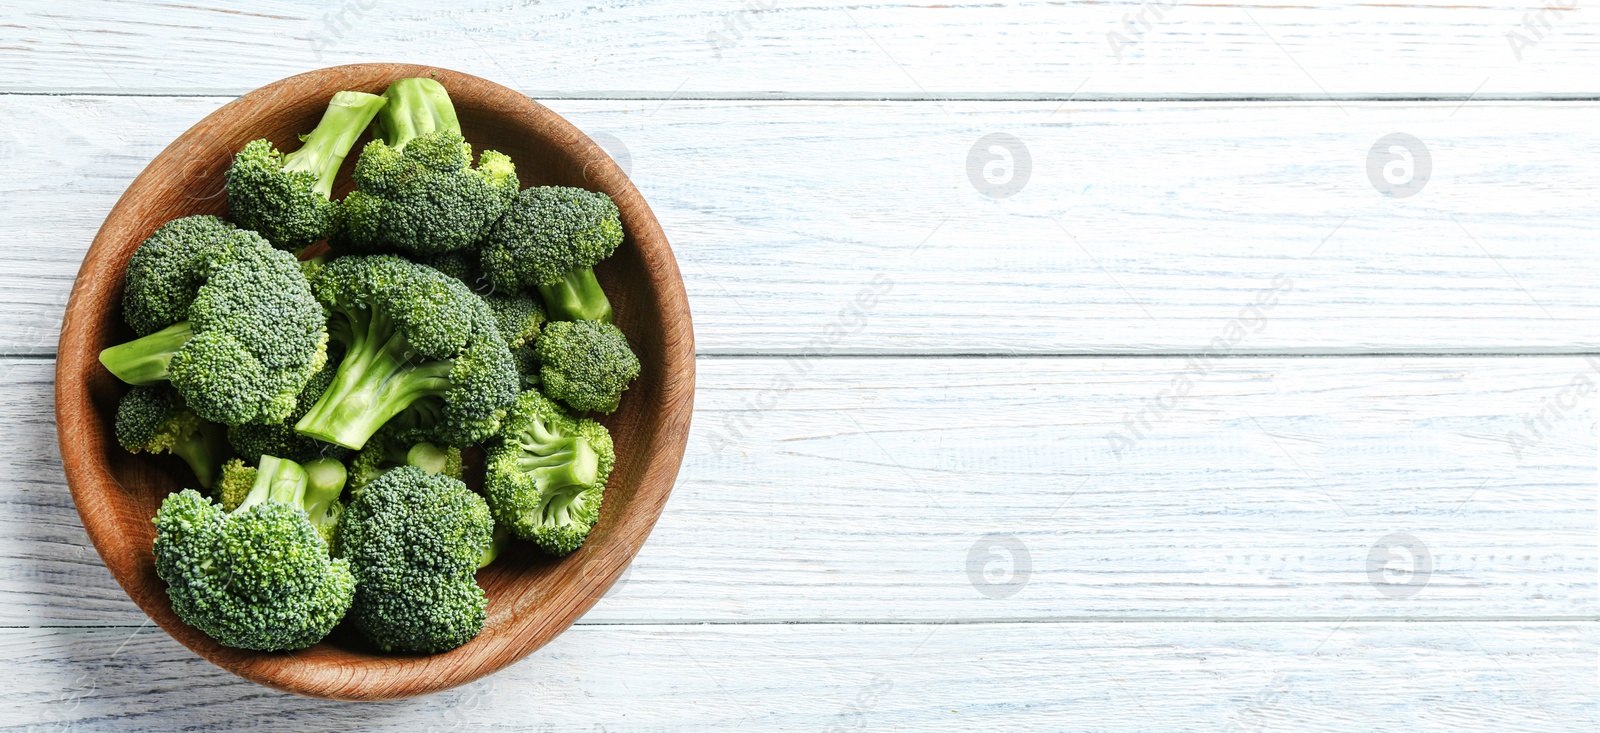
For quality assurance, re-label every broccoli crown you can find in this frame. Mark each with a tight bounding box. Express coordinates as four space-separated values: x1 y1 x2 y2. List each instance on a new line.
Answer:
153 488 354 651
333 132 518 255
293 255 519 449
479 187 622 292
484 292 545 350
336 466 492 653
534 320 641 414
102 218 328 426
226 91 388 251
227 139 335 251
484 390 615 556
227 343 347 465
114 384 226 489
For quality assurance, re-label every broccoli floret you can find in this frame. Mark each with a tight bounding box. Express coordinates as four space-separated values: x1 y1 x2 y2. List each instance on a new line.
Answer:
114 385 226 489
226 343 348 465
292 255 519 449
534 320 640 414
485 291 545 386
336 465 492 653
227 91 388 251
348 423 463 492
480 186 623 323
152 457 355 651
216 458 255 512
332 79 517 256
98 216 327 426
484 390 614 556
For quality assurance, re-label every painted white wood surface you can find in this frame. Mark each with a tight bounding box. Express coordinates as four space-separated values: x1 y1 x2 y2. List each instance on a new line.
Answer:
4 96 1599 355
4 1 1598 97
5 356 1595 626
5 623 1596 731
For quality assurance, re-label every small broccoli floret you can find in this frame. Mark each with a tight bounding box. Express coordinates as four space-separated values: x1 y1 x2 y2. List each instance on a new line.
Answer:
348 423 463 492
485 390 614 556
480 186 623 323
485 291 545 386
534 320 640 414
152 460 355 651
98 217 327 426
227 91 388 251
336 466 492 653
332 79 517 256
114 385 226 489
293 255 520 449
216 458 255 512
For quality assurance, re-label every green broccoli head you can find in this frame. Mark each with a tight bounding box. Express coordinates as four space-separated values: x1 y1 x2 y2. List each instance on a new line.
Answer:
293 255 520 449
333 133 517 256
99 217 328 426
479 186 622 323
114 385 226 489
226 91 388 251
348 422 463 493
484 390 615 556
152 479 354 652
336 465 492 653
227 342 348 465
534 320 640 414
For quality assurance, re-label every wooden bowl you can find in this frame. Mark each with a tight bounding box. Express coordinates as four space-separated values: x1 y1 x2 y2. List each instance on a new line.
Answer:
54 64 695 700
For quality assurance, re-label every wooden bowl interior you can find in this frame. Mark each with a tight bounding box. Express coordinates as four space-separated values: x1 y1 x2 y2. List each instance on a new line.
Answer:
56 65 693 700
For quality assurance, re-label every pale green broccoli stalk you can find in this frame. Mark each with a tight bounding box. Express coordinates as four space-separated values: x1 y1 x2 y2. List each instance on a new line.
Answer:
293 255 520 450
152 474 355 651
534 320 640 414
98 216 328 426
227 91 388 251
113 385 227 489
348 423 463 492
484 390 615 556
480 186 623 323
332 79 517 255
336 466 493 653
227 343 349 465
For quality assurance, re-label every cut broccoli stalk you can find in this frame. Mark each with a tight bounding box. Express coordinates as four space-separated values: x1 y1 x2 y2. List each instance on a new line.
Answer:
511 414 599 490
234 455 347 543
537 267 614 323
169 423 227 490
98 321 194 385
282 91 388 198
374 78 460 152
294 308 454 449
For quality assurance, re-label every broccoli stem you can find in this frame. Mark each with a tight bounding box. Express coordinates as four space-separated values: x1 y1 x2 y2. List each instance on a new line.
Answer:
301 457 348 530
294 308 454 449
406 442 452 475
514 420 599 489
235 455 309 513
170 421 227 490
479 524 511 569
98 321 194 385
374 78 460 152
537 268 614 323
281 91 388 198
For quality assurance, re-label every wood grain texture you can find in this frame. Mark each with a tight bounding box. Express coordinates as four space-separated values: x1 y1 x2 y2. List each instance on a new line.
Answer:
5 623 1596 731
9 355 1596 626
3 1 1598 97
52 65 694 700
3 96 1599 355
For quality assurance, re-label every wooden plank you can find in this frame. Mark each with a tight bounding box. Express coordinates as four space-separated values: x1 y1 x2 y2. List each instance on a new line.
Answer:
4 1 1599 97
5 622 1596 730
7 355 1595 625
3 96 1599 355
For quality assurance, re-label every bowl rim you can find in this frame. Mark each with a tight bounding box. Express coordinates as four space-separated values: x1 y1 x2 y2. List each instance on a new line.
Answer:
53 63 695 700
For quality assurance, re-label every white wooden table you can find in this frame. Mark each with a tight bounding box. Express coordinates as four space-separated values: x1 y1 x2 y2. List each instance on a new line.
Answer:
3 2 1598 729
